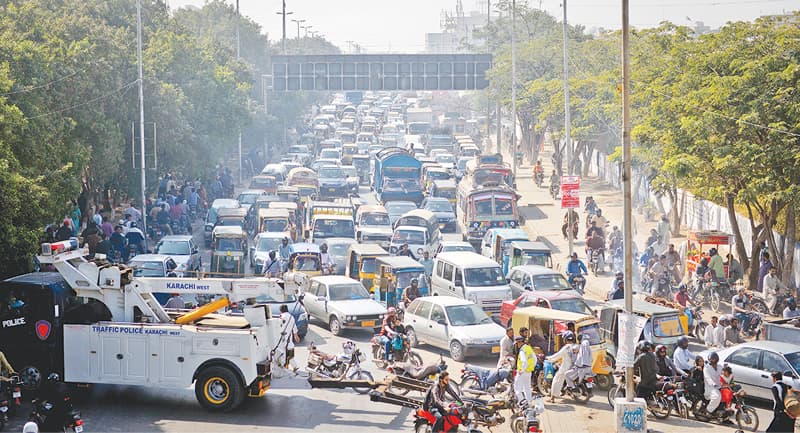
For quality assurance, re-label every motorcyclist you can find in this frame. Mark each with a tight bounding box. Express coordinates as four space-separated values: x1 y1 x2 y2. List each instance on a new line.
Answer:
763 266 789 314
584 196 598 218
110 225 128 262
784 297 800 319
586 231 605 267
402 278 421 307
157 203 173 235
585 220 604 239
0 350 15 383
549 170 560 191
36 373 74 433
608 226 623 251
125 222 146 254
547 331 577 403
380 307 399 362
565 334 593 391
730 287 752 335
566 253 588 292
664 244 682 282
319 243 335 274
278 237 291 270
633 340 658 400
263 250 282 277
590 209 607 230
648 255 671 295
533 160 544 185
645 229 660 252
609 279 624 300
654 344 686 387
672 336 696 372
702 352 726 416
424 371 458 432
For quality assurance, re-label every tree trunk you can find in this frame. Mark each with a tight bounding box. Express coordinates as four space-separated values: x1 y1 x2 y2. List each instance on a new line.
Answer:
783 206 796 285
726 193 754 282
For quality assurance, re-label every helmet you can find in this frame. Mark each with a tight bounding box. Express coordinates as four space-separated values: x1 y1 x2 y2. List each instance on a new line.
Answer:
47 372 60 383
615 272 623 278
387 307 396 315
679 284 688 292
637 340 653 353
707 352 719 363
410 278 418 285
655 344 667 354
561 330 575 342
677 336 689 348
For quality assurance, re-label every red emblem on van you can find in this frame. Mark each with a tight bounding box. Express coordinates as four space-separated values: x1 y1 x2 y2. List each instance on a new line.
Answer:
35 320 51 340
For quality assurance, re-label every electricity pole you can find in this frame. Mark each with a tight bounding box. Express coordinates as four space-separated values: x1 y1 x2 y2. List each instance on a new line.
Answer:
236 0 242 186
276 1 293 54
485 0 491 153
136 0 147 234
510 0 517 177
622 0 635 403
563 0 574 257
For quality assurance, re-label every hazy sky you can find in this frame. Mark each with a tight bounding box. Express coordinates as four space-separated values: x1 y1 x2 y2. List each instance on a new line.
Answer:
167 0 798 52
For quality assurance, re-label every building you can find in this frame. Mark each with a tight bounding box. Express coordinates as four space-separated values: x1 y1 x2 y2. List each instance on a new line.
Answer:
425 1 489 53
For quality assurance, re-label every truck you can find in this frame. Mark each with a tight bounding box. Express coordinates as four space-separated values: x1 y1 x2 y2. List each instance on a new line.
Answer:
372 148 424 205
0 239 294 412
406 108 433 135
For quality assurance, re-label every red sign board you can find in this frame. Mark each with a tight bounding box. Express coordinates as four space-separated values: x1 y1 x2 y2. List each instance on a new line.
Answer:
561 175 581 209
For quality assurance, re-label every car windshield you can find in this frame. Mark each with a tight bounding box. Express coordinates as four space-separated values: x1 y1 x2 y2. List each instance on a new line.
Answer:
156 240 190 255
445 304 493 326
131 261 164 277
361 213 390 226
444 244 474 253
464 267 506 287
313 219 355 238
237 193 260 205
574 323 602 345
786 352 800 375
262 219 288 232
329 283 370 301
532 274 572 291
288 146 308 154
386 202 416 215
257 237 282 252
319 167 344 178
457 158 473 170
550 299 592 315
425 200 453 212
394 230 425 244
327 242 354 257
436 155 455 164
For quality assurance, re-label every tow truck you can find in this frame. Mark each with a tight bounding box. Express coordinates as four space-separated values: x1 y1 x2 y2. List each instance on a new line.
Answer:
15 239 291 412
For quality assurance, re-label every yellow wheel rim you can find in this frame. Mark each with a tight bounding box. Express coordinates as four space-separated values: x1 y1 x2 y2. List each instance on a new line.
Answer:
203 376 230 405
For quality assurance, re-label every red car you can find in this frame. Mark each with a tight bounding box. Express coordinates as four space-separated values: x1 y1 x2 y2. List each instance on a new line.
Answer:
499 290 593 327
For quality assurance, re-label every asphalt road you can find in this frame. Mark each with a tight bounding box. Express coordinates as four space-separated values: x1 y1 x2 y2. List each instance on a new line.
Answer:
2 185 778 433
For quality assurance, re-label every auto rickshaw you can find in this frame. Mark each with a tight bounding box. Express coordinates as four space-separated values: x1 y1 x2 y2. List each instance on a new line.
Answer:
285 242 322 277
593 298 685 361
257 208 294 238
250 175 278 194
352 154 371 185
269 201 300 240
507 241 554 272
342 143 357 165
345 243 390 292
276 185 300 203
371 256 426 307
287 167 320 200
429 179 457 205
511 305 614 390
210 226 248 277
684 230 734 279
215 207 248 231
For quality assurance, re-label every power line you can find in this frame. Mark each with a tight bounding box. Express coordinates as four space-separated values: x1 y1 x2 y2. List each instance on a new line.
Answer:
24 79 138 120
0 68 86 97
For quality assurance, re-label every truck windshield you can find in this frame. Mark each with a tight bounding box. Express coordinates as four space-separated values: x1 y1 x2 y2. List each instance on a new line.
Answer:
393 230 425 244
464 267 506 287
495 198 515 215
262 220 288 232
361 213 390 226
313 219 355 238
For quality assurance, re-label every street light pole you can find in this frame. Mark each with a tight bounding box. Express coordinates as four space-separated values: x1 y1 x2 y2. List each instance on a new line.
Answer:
510 0 517 178
291 19 306 39
621 0 635 403
136 0 147 234
485 0 492 153
563 0 573 257
276 1 293 54
301 25 312 38
236 0 242 186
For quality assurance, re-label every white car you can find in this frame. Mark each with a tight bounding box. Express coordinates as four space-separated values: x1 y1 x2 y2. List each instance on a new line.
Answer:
507 265 575 298
303 276 387 336
403 296 505 362
249 232 292 272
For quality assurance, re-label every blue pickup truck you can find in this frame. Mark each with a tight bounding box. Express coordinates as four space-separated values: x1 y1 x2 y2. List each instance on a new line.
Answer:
373 148 423 205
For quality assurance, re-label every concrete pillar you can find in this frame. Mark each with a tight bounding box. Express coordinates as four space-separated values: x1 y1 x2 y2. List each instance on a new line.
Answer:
613 398 647 433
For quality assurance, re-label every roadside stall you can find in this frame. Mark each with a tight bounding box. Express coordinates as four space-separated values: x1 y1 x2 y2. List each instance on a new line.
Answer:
685 230 734 279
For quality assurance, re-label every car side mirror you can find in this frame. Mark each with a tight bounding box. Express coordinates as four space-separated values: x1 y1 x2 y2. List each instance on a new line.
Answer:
192 247 199 254
318 295 327 302
298 293 305 302
437 319 447 326
784 370 797 379
506 278 511 284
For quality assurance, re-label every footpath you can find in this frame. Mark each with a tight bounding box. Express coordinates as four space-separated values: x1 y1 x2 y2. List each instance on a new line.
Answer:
501 143 758 433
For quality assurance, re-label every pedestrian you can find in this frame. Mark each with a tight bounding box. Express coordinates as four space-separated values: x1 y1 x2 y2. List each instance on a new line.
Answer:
55 219 73 242
514 335 535 407
546 331 576 403
766 370 796 432
279 304 300 373
497 327 514 369
703 316 724 348
758 252 774 293
70 200 81 236
418 251 434 289
263 251 281 276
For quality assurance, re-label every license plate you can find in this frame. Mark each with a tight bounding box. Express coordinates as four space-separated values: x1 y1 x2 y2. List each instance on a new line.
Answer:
328 188 337 192
586 382 593 388
491 346 500 353
12 392 20 398
75 425 84 433
361 320 375 327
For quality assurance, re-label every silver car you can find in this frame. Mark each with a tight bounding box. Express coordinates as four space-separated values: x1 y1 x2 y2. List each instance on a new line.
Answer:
702 340 800 400
507 265 574 298
303 276 387 336
153 235 201 275
402 295 505 362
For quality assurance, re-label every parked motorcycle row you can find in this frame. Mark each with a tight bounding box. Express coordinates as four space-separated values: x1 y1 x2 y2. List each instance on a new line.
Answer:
0 374 83 433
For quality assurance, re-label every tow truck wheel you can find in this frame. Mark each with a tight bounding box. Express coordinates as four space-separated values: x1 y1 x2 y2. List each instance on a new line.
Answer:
195 366 244 412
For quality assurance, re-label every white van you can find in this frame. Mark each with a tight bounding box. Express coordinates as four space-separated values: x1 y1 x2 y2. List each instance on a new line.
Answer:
430 252 512 317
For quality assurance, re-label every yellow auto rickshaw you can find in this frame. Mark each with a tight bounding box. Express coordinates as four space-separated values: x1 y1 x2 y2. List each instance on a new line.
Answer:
342 143 357 165
257 208 293 237
269 201 300 240
345 243 390 292
511 306 614 390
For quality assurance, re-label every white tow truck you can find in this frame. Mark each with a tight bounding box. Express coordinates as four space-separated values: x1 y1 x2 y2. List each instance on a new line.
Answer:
36 239 290 412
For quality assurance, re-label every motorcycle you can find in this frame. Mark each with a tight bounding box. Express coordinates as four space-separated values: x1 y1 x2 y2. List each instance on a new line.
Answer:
563 374 594 404
690 386 759 431
610 247 623 274
549 183 559 200
370 333 423 369
0 374 22 422
387 355 448 396
307 341 374 394
27 398 84 433
510 394 545 433
606 372 671 419
686 306 708 338
651 271 673 298
588 248 604 277
535 172 544 188
569 273 586 295
413 401 480 433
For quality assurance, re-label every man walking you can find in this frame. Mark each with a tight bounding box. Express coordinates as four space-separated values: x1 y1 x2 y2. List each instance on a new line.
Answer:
514 336 535 407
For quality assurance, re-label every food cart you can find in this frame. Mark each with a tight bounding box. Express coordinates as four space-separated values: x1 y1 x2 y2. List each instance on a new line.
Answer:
685 230 734 278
